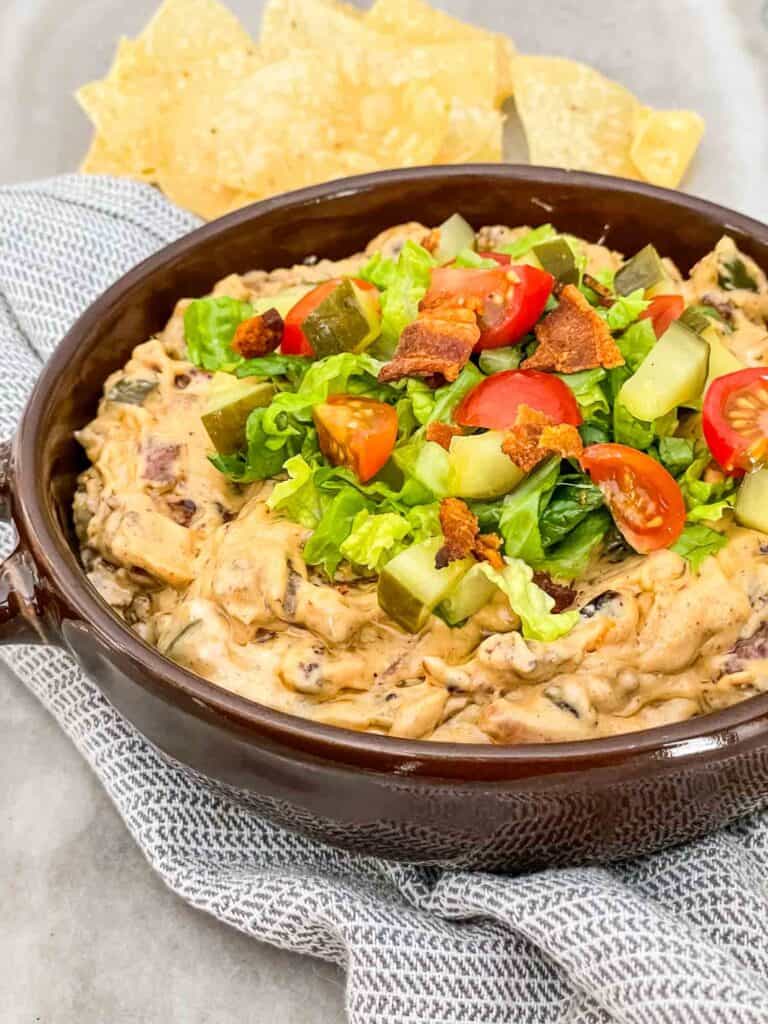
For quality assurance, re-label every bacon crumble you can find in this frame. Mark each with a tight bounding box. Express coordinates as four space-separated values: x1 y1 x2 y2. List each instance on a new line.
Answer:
502 405 583 472
522 284 624 373
232 308 284 358
378 304 480 385
435 497 505 571
532 571 577 612
425 421 463 451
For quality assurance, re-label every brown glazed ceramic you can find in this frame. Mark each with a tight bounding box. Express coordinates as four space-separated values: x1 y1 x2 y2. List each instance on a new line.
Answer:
4 166 768 870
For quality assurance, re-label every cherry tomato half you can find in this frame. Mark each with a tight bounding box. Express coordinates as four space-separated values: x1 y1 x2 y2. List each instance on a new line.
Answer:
454 369 582 430
313 395 397 483
282 278 377 356
640 294 684 339
580 443 686 553
703 367 768 473
422 265 554 351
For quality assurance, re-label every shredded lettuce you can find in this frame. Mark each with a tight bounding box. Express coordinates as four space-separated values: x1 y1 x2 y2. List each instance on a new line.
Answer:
236 354 312 386
184 296 253 371
600 289 649 333
340 510 411 571
615 318 656 372
426 363 484 423
537 509 612 580
498 457 561 564
479 559 580 642
266 454 322 528
539 476 605 548
557 368 610 423
670 524 728 571
499 224 555 258
405 378 437 425
360 241 435 356
677 447 738 523
303 487 370 578
453 249 499 269
657 436 696 476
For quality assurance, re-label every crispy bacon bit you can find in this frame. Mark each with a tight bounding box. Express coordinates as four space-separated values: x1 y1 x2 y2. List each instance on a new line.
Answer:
436 497 478 568
522 284 624 373
532 571 577 612
475 532 504 570
378 304 480 385
502 405 583 472
435 497 505 571
232 308 284 358
582 272 615 308
425 421 463 451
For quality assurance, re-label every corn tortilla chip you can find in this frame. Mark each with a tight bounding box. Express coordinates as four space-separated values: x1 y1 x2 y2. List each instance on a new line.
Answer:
511 56 640 179
438 103 504 163
630 108 705 189
366 0 515 104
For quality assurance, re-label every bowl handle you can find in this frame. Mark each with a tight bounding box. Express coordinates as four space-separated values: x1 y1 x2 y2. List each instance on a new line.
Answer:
0 439 59 645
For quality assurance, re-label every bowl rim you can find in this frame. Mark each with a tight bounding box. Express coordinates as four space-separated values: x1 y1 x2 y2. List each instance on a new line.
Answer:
14 163 768 775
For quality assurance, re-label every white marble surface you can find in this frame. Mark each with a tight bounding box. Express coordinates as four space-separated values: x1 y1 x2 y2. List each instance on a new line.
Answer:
1 1 767 1022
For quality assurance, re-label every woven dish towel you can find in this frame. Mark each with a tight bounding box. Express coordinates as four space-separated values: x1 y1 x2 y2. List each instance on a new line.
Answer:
2 175 768 1024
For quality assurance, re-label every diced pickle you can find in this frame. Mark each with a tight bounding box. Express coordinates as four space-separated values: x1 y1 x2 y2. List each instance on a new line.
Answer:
447 430 525 499
393 440 450 498
614 244 666 296
736 469 768 533
201 375 275 453
533 237 579 285
679 306 713 336
718 257 758 293
437 563 498 625
302 279 381 358
435 213 476 264
377 537 473 632
619 321 709 421
704 325 743 392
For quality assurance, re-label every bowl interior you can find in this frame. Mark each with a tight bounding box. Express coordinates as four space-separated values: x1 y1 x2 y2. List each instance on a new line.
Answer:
20 165 768 770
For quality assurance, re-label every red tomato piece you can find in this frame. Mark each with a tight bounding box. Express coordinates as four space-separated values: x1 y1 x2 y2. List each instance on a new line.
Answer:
313 395 397 483
282 278 376 356
422 265 554 351
483 251 512 266
640 294 685 339
703 367 768 473
580 443 686 553
454 369 582 430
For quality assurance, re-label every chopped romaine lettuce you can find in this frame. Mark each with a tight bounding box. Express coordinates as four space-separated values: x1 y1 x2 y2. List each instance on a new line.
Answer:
539 476 604 548
670 524 728 571
656 436 695 476
303 487 370 578
599 289 650 333
478 559 580 642
184 296 253 371
266 454 322 528
426 363 484 424
236 354 312 386
453 249 499 269
499 224 555 259
498 457 561 564
615 318 657 372
537 508 612 580
556 368 610 423
340 510 411 571
360 241 435 356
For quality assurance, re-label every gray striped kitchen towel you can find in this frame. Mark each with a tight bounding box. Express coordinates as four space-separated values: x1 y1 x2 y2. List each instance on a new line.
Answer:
1 174 768 1024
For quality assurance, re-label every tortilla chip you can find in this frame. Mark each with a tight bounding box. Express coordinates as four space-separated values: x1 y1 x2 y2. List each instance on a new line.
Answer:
140 0 255 61
260 0 499 110
366 0 515 104
511 56 641 179
438 103 505 163
213 52 451 197
630 108 705 189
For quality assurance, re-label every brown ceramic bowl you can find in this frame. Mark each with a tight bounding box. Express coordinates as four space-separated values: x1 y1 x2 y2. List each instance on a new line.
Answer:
4 166 768 870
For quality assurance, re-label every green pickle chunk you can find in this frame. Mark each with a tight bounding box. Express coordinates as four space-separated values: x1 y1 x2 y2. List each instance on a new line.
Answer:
614 244 666 296
619 320 709 420
447 430 525 499
202 373 275 454
302 279 381 358
437 563 497 625
735 469 768 533
434 213 476 263
377 537 473 633
533 237 579 285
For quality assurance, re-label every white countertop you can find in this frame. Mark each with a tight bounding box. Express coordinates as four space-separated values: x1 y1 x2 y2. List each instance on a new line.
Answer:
1 1 766 1021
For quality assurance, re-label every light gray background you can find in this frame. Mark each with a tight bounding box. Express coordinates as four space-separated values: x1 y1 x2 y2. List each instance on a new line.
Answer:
1 2 767 1022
